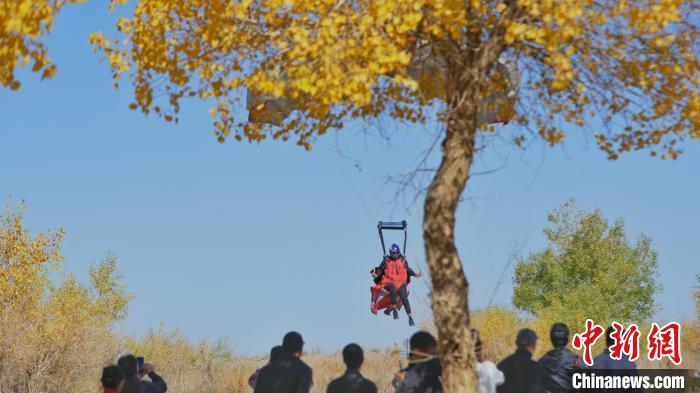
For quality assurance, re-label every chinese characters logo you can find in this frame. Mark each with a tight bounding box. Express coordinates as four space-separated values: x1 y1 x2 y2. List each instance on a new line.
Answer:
572 319 682 366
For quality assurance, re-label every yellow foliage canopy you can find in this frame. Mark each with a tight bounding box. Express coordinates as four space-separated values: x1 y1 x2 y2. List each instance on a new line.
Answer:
0 0 83 89
88 0 698 158
0 203 63 309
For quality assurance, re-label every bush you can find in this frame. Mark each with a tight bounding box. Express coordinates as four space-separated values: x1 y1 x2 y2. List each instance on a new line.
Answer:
124 327 238 393
0 204 130 393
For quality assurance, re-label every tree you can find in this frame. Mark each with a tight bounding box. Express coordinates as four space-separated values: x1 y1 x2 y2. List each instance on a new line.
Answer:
0 203 132 393
2 0 698 390
0 0 83 90
513 200 660 330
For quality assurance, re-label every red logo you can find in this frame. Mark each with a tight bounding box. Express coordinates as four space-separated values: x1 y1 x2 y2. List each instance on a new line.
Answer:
572 319 605 366
647 322 682 365
573 320 683 366
609 322 640 362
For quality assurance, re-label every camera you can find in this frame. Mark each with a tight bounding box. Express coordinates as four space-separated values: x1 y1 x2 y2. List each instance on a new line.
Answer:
136 357 145 374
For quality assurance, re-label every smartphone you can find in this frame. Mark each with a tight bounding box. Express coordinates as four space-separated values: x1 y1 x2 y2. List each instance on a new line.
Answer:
136 356 145 373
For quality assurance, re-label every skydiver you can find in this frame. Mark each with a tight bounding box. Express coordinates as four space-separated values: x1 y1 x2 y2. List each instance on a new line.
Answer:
371 243 421 326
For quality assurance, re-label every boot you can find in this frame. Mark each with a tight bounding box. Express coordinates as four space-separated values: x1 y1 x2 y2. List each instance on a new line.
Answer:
408 316 415 327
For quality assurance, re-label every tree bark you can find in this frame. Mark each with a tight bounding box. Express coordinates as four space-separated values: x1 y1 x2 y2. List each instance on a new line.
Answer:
423 61 480 393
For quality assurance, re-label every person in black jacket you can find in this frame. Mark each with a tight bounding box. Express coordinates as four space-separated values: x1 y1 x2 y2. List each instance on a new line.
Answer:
250 346 285 388
117 355 167 393
101 365 126 393
497 328 539 393
254 331 314 393
327 344 377 393
393 331 442 393
534 323 582 393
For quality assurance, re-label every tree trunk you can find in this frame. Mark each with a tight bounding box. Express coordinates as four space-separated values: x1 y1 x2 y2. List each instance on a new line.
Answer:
423 69 479 392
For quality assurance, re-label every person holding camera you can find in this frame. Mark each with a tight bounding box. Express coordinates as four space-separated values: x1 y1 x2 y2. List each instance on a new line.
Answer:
117 354 168 393
392 331 442 393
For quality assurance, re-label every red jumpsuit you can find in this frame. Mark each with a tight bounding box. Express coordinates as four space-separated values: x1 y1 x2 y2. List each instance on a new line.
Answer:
377 257 409 289
370 257 413 315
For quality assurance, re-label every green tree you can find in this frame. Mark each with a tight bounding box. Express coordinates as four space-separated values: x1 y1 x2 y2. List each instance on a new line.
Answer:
513 200 660 329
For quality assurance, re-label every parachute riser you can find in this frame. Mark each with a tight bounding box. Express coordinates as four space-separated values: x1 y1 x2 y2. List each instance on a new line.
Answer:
377 220 407 257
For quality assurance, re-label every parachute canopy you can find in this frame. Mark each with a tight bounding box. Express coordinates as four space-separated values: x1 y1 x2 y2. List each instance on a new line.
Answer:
246 84 300 127
247 42 520 127
405 40 520 125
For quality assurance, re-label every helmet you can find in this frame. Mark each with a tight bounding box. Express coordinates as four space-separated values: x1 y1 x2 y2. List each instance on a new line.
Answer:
550 323 570 347
389 244 401 259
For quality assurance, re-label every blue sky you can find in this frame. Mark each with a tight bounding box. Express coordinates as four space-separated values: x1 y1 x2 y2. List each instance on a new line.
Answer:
1 2 698 356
